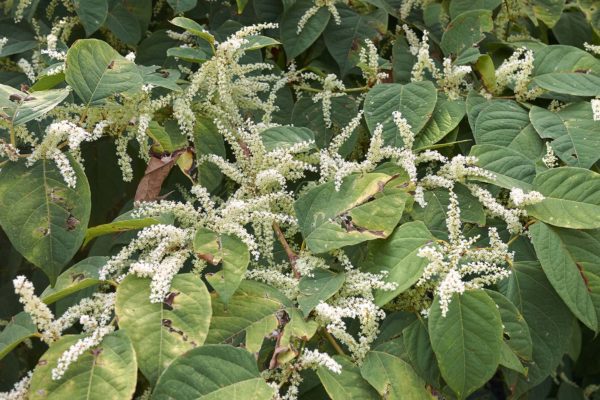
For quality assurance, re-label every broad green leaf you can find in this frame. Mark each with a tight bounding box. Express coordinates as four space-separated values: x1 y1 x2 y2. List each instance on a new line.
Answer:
499 341 527 374
105 1 143 44
526 167 600 229
474 54 497 92
279 308 318 348
83 217 160 248
138 66 182 92
115 274 212 385
360 351 430 399
167 0 197 13
411 184 486 239
448 0 501 19
317 356 379 399
245 314 278 354
532 44 600 75
294 173 408 253
441 10 493 55
0 158 91 285
466 90 494 132
530 222 599 331
363 221 433 305
414 95 465 149
0 85 69 126
392 37 416 84
260 126 316 152
500 262 575 395
530 103 600 168
147 120 188 154
280 0 330 59
167 47 210 62
429 290 503 399
193 227 250 303
170 17 215 45
474 101 530 146
532 0 566 27
0 312 37 360
206 280 291 346
403 319 441 386
65 39 143 105
323 6 387 76
74 0 108 36
29 331 137 400
533 72 600 97
297 269 345 314
364 82 438 146
241 35 280 51
469 144 536 190
153 344 274 400
40 257 107 304
485 290 533 360
194 117 226 192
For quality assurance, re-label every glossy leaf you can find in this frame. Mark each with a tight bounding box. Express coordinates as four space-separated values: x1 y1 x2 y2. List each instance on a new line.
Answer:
0 84 69 126
429 290 503 399
0 158 91 284
297 269 345 314
29 331 137 400
40 256 107 304
317 356 380 399
153 344 275 400
280 0 330 59
115 274 212 385
0 312 37 360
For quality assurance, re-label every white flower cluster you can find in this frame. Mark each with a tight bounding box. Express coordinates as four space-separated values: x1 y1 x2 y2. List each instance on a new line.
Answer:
299 349 342 373
14 0 33 22
100 224 193 302
584 42 600 56
0 371 32 400
592 98 600 122
543 142 558 168
403 25 472 99
358 39 387 85
0 141 20 161
297 0 344 35
26 120 108 187
509 188 545 207
17 58 36 82
0 37 8 54
304 73 346 128
494 47 541 101
13 276 54 335
417 191 513 316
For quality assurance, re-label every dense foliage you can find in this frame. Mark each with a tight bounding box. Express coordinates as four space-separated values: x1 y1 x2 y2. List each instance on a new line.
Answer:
0 0 600 399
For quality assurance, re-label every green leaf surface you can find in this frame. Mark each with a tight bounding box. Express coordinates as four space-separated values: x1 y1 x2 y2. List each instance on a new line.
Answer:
469 144 536 190
115 274 212 385
448 0 501 19
474 101 530 146
500 262 575 395
280 0 330 59
317 356 380 399
40 256 107 304
152 344 274 400
294 173 408 253
65 39 143 105
0 158 91 284
441 10 493 55
485 290 533 360
74 0 108 36
0 84 69 126
403 319 441 386
530 103 600 168
526 167 600 229
363 221 433 305
260 126 316 152
0 312 37 360
29 331 137 400
429 290 503 399
170 17 215 45
194 228 250 303
167 0 197 13
323 6 387 76
297 269 346 314
360 350 430 399
364 82 438 146
83 217 160 248
532 0 566 27
530 222 599 331
414 95 465 149
533 72 600 96
206 280 291 346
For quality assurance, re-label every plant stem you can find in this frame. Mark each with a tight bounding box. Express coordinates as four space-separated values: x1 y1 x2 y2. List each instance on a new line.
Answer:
323 330 345 356
272 222 300 279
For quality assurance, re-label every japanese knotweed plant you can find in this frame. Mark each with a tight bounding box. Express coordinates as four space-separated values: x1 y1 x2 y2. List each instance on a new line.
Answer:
1 0 600 399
